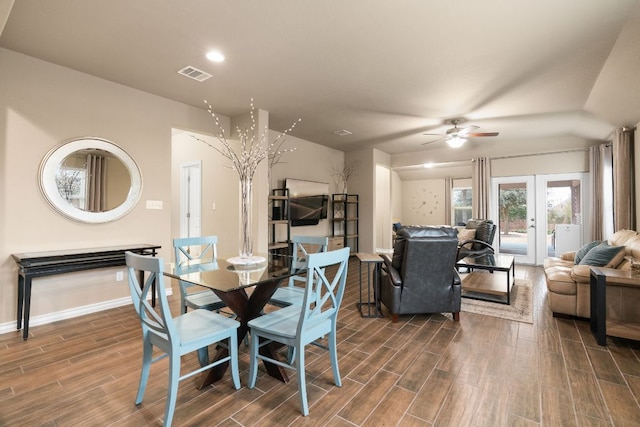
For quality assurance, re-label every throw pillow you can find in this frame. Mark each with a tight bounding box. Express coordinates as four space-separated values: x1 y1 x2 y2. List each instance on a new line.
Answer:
457 229 476 248
578 242 626 268
574 240 601 264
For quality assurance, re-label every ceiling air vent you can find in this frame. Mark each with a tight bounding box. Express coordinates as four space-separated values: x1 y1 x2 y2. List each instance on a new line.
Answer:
177 66 212 82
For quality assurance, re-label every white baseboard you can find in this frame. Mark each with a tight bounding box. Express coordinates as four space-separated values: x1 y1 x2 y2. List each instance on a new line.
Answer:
0 288 173 336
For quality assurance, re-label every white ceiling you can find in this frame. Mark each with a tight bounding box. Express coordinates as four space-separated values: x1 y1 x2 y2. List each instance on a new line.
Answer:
2 0 640 159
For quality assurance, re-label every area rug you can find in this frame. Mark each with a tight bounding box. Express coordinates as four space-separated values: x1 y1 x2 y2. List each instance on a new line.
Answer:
460 279 533 324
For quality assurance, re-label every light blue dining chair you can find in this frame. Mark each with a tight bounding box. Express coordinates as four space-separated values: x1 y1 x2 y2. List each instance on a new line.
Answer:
269 235 329 307
173 236 226 314
125 252 241 427
248 246 350 416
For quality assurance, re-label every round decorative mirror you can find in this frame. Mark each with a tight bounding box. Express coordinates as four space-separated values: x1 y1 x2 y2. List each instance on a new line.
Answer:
39 137 142 223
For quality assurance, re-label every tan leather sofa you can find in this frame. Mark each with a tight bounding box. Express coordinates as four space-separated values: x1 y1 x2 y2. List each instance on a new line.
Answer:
544 229 640 321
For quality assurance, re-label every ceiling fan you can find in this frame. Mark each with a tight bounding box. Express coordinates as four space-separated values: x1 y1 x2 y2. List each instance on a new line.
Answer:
422 118 499 148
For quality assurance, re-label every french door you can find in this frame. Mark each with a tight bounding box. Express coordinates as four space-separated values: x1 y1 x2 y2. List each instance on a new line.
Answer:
491 176 536 264
491 173 587 265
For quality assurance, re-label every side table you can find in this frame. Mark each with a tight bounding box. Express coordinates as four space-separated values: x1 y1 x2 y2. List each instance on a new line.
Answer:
355 253 384 318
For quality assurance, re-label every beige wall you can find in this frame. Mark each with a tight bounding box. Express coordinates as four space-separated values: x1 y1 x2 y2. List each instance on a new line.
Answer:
268 131 345 239
402 179 448 226
0 48 225 327
0 48 349 330
491 150 589 177
170 130 240 257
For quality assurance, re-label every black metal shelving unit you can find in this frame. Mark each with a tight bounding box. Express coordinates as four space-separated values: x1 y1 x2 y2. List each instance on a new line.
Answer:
268 188 291 255
331 193 359 253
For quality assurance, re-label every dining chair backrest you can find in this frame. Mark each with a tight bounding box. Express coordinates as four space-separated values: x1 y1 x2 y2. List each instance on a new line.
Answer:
289 235 329 286
173 235 218 264
172 236 222 314
297 246 350 335
126 252 177 346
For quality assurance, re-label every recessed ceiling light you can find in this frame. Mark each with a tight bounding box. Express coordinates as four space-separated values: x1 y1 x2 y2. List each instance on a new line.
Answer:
206 50 225 63
333 129 352 136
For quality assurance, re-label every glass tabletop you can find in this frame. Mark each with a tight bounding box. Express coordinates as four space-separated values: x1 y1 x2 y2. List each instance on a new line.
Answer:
456 253 514 270
164 253 295 292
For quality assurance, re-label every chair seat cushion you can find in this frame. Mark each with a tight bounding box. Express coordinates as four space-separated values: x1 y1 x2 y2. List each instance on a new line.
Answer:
185 290 225 310
151 309 239 352
269 287 306 306
249 305 302 339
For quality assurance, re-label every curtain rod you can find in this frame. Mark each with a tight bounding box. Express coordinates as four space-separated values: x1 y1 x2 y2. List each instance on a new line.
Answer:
489 147 589 161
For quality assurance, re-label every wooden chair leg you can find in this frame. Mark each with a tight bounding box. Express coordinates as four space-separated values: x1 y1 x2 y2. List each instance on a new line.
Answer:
392 313 399 323
453 312 460 321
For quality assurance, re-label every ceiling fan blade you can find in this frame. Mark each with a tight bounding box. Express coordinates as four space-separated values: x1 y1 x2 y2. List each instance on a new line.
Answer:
468 132 499 137
422 132 442 136
421 136 445 145
457 125 480 136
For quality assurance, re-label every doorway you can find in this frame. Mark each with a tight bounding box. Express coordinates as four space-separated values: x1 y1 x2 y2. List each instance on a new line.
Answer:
491 173 587 265
180 161 202 239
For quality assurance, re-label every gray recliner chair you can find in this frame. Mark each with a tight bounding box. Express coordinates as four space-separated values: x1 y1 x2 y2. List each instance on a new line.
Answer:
379 225 461 323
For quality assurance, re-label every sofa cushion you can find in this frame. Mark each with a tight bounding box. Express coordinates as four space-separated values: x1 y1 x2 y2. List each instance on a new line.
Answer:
578 242 625 268
574 240 601 264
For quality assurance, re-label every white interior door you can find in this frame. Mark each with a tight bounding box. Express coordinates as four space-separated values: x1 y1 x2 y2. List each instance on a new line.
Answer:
180 161 202 238
491 176 536 264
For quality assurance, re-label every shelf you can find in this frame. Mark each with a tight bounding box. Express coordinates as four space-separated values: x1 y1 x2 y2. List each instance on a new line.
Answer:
332 193 358 253
268 242 289 250
269 188 290 255
606 320 640 342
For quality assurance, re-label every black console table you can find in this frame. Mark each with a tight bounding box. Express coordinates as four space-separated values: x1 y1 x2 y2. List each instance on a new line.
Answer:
12 244 161 340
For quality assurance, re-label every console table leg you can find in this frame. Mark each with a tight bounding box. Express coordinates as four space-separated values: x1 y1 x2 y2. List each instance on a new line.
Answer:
23 276 32 340
17 274 24 331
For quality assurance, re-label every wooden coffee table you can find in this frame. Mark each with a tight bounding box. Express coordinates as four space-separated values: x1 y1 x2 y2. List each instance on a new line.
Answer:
456 254 515 304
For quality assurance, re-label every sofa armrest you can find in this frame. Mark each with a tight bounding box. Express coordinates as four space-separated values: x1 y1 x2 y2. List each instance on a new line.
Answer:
381 254 402 287
452 269 461 286
561 251 577 262
571 264 592 283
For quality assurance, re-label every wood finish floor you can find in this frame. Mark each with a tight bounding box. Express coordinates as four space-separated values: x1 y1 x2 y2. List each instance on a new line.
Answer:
1 260 640 426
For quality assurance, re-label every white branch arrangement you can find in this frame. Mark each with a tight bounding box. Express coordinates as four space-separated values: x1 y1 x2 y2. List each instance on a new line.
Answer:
330 160 361 193
192 99 299 182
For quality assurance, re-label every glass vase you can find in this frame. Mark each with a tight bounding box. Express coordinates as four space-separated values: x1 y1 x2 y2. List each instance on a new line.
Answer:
239 177 253 259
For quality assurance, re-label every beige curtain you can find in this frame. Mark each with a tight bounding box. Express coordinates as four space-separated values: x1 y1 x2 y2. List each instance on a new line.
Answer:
472 157 490 219
86 154 107 212
444 177 452 225
590 145 606 240
613 127 636 231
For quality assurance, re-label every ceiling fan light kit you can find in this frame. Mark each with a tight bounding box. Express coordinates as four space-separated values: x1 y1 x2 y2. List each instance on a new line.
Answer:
446 136 466 148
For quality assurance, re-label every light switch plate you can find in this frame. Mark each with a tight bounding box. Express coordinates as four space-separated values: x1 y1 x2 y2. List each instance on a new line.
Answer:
146 200 163 209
